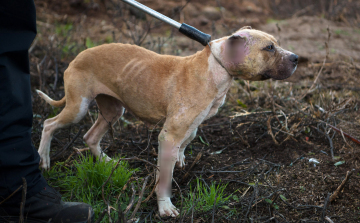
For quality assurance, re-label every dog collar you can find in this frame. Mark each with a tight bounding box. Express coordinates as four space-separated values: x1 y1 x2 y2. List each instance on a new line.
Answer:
207 42 233 76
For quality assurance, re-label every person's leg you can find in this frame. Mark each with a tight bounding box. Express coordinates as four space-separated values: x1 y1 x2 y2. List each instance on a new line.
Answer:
0 1 94 222
0 0 46 200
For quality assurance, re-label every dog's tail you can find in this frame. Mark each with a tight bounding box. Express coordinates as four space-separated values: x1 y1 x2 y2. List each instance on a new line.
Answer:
36 90 66 107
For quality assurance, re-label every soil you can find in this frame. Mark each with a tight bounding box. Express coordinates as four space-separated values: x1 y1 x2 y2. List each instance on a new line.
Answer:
30 0 360 222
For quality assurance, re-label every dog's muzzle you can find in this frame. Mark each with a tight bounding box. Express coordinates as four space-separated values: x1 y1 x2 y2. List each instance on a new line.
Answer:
260 53 299 80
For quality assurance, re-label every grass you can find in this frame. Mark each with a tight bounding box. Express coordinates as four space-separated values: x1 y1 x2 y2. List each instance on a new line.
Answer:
334 29 350 36
44 154 137 220
85 37 98 48
183 178 230 213
45 154 231 220
55 23 73 37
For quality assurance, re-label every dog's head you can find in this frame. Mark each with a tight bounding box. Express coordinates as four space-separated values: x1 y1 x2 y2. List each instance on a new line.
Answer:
213 27 298 80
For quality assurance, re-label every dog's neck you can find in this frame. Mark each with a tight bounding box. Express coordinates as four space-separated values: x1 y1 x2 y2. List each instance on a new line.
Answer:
207 42 234 92
208 42 233 76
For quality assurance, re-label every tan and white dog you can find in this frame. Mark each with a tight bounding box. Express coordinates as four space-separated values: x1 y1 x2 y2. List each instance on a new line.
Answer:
36 27 298 217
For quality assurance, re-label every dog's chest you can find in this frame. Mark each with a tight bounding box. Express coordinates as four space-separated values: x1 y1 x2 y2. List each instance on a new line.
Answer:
205 94 226 120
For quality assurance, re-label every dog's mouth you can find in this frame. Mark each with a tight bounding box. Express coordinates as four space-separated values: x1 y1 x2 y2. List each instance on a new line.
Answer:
260 63 297 81
260 71 272 80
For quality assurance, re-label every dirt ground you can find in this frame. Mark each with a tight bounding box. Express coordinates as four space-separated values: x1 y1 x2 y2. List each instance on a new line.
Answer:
30 0 360 222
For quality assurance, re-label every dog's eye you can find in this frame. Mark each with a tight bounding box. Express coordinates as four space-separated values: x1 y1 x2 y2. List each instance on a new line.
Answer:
264 44 274 52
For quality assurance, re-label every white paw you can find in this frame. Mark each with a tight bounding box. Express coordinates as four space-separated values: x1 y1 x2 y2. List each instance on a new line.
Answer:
158 197 179 217
39 152 50 170
176 153 185 168
99 154 112 162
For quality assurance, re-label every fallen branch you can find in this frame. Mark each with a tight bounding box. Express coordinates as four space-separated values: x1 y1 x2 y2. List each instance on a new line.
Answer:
327 124 360 145
116 177 134 205
267 117 279 145
230 111 272 119
330 169 354 202
325 216 334 223
51 126 84 160
181 151 203 182
209 141 240 155
321 193 331 221
102 157 123 205
130 176 150 219
142 176 159 203
313 125 334 160
64 147 89 164
245 182 257 219
121 157 159 170
116 203 126 223
0 185 22 205
124 184 136 214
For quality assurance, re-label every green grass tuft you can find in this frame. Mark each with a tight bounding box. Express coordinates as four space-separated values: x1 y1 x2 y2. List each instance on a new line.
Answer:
45 155 137 220
183 179 230 213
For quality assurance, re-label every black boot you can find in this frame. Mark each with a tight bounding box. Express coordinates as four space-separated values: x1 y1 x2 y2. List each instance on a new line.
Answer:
0 185 94 223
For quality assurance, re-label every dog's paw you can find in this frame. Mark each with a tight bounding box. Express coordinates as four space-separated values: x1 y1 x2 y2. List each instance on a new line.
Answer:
99 154 112 162
39 154 50 170
158 197 179 217
176 154 185 169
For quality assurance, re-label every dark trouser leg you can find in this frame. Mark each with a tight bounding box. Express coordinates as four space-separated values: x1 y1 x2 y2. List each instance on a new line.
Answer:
0 0 46 200
0 2 94 222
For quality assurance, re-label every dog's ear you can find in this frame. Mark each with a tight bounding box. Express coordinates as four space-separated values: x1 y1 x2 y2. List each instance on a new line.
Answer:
240 26 252 30
227 34 245 47
226 35 246 61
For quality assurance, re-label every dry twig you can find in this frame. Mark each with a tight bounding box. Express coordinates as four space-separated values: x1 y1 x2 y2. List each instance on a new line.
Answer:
181 151 203 182
0 185 22 205
328 124 360 145
19 177 27 223
102 157 123 205
330 169 354 202
267 117 279 145
142 174 158 203
130 176 150 219
124 184 136 214
321 193 331 221
51 126 84 160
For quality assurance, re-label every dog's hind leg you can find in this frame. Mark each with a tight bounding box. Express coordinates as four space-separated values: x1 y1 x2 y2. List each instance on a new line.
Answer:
38 95 90 170
83 94 124 161
176 128 197 168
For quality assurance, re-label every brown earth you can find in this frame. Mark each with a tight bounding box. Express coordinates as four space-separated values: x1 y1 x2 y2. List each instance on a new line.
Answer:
30 0 360 222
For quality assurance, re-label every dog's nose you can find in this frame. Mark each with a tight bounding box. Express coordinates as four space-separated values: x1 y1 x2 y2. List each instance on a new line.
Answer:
289 54 299 64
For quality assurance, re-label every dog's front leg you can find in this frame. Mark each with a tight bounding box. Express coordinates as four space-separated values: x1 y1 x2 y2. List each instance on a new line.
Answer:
155 102 212 217
156 136 180 217
176 128 197 168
